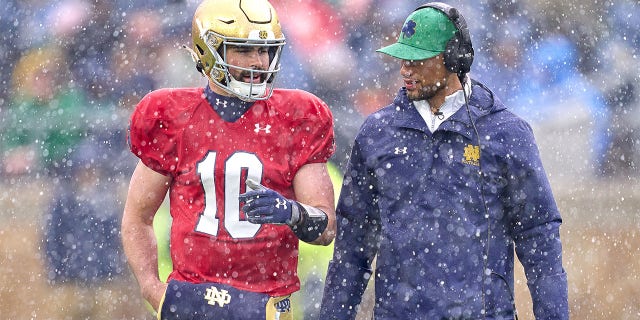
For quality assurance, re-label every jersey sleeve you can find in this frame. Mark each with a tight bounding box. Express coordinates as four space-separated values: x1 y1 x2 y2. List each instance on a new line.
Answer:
290 91 335 166
128 89 182 176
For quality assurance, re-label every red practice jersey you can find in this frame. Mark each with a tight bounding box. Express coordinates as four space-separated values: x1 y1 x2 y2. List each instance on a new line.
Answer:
128 87 335 296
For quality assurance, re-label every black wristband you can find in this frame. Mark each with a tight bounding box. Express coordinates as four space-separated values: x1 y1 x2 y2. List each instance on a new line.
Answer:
290 202 328 243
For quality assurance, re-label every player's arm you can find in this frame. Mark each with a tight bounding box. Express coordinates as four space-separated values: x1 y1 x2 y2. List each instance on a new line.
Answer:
121 160 172 311
291 162 336 245
239 162 336 245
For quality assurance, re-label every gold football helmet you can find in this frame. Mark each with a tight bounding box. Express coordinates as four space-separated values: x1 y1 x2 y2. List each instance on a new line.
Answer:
191 0 285 101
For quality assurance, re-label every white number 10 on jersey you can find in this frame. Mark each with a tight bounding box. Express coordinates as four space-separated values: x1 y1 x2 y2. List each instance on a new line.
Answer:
195 151 264 239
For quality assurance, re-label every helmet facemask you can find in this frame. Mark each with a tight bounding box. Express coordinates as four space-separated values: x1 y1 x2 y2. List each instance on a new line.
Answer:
190 0 286 101
202 30 284 101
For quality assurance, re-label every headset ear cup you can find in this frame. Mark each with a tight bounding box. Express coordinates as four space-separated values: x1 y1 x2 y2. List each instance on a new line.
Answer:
445 35 474 76
457 30 474 74
455 17 474 75
444 36 461 74
459 45 474 74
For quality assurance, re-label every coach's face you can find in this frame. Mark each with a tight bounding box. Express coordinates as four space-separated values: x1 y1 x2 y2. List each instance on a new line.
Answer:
400 53 449 101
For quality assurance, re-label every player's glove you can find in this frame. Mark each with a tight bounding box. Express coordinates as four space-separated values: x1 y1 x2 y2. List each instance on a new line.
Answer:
239 179 301 226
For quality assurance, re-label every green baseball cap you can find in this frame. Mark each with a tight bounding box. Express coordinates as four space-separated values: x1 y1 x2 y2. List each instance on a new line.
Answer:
377 7 457 60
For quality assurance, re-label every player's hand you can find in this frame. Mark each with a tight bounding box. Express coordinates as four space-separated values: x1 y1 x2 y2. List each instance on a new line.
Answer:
239 179 299 226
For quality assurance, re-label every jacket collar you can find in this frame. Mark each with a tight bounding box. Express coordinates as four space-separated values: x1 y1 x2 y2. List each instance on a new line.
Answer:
390 80 499 139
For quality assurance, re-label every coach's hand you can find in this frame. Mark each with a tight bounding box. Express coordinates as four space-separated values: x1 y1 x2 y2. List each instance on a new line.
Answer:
239 179 300 226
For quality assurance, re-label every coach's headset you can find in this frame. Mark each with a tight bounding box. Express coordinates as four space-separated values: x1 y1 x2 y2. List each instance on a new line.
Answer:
413 3 518 320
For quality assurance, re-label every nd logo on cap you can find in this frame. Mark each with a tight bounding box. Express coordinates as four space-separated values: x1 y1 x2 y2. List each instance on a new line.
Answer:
378 7 457 61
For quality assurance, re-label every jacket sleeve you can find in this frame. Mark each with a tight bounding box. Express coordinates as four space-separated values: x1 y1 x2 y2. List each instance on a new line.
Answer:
320 137 381 320
504 120 569 319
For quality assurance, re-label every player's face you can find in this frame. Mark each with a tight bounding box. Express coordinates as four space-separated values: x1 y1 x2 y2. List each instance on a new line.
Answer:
400 54 449 101
225 45 270 83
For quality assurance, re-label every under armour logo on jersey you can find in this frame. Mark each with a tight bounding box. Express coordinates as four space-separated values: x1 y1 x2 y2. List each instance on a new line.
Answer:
254 123 271 134
204 286 232 307
394 147 408 155
275 297 291 313
275 199 287 209
215 98 228 108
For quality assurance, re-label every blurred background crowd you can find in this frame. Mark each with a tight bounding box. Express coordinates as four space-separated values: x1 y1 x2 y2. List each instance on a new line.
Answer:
0 0 638 319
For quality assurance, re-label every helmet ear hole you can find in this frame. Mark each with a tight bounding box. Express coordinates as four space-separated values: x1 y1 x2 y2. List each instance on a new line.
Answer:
196 60 204 73
196 44 205 56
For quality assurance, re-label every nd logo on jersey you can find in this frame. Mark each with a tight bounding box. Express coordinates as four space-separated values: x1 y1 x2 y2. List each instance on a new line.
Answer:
204 286 232 307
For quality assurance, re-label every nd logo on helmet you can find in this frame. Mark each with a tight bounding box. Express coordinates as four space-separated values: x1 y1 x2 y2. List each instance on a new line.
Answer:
259 30 268 39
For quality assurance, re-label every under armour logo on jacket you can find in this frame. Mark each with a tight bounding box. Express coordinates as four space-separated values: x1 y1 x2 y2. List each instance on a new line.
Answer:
394 147 408 155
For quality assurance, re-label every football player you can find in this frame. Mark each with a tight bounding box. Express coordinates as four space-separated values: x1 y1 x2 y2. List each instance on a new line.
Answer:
121 0 336 319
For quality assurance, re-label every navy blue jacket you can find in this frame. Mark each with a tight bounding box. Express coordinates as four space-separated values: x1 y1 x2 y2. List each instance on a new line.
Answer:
321 81 568 319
